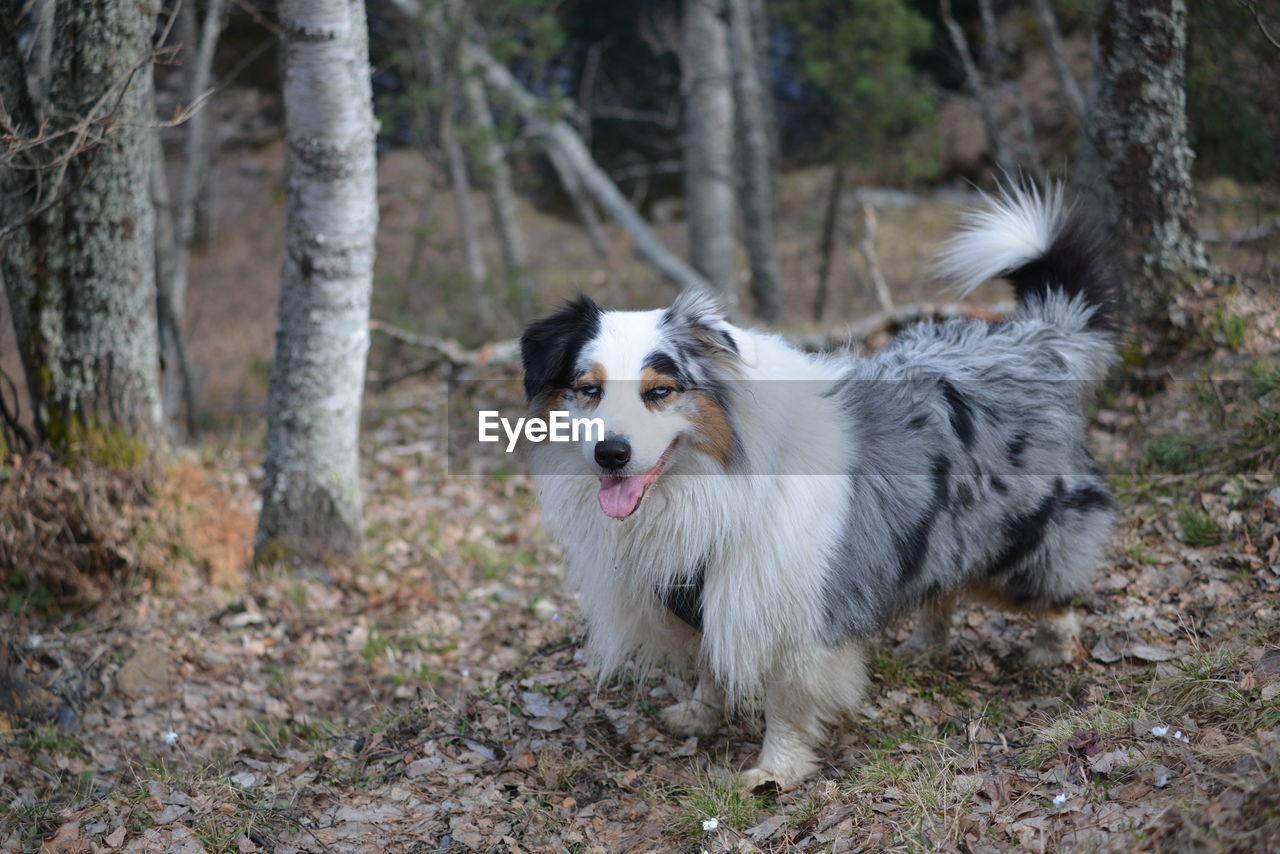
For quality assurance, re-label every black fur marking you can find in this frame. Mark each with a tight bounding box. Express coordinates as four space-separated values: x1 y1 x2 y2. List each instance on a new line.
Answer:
659 560 706 632
955 482 974 509
520 295 602 400
714 327 739 354
642 351 689 389
1007 432 1030 469
896 456 951 582
990 475 1008 494
988 478 1063 577
1003 198 1125 333
940 379 975 448
1061 484 1114 513
1002 567 1044 605
908 413 929 431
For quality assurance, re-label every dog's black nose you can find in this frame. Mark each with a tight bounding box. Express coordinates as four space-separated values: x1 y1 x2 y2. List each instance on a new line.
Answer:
594 437 631 471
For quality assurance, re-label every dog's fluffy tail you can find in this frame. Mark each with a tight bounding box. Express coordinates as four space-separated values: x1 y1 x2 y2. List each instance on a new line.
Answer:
936 183 1123 332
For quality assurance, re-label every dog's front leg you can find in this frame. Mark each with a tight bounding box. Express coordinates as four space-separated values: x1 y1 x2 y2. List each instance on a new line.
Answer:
661 667 726 736
741 639 868 789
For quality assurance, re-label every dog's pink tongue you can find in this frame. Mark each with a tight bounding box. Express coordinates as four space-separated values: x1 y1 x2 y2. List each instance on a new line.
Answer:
598 476 646 519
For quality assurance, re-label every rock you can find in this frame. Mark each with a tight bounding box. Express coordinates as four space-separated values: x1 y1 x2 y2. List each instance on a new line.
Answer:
116 645 172 696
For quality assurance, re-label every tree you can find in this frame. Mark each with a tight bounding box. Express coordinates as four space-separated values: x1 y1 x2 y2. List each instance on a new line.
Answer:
466 40 711 295
0 0 162 450
255 0 378 565
155 0 230 437
782 0 932 320
1086 0 1209 322
728 0 783 322
682 0 738 312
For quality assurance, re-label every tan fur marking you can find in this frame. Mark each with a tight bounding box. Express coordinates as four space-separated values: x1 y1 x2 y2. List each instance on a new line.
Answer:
688 391 733 466
574 363 606 409
641 367 681 411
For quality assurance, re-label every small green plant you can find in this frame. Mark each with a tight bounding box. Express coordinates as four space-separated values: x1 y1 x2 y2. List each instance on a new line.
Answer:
1208 305 1248 349
361 626 393 665
671 773 767 840
1146 436 1204 474
1178 507 1220 547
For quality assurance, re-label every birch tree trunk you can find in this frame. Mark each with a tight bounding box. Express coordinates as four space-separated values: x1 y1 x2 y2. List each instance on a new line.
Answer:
1087 0 1208 315
728 0 783 322
682 0 738 312
0 0 162 447
256 0 378 565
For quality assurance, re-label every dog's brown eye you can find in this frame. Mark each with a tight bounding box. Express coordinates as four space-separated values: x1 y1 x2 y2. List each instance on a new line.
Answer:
576 384 602 398
644 386 675 402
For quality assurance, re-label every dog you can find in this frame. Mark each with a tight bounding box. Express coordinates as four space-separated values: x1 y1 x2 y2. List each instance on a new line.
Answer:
519 185 1121 787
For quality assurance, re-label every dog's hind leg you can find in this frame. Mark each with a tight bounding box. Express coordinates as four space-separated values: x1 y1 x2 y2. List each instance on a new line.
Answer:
1026 607 1080 667
894 591 957 663
741 639 868 789
661 669 725 736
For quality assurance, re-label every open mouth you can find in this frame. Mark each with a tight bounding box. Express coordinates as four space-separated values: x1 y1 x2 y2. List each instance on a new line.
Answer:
596 440 678 519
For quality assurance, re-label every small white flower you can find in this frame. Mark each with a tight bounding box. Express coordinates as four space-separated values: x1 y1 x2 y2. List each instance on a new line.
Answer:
461 668 470 678
26 634 42 649
1052 793 1068 807
164 731 179 745
552 613 561 621
702 817 719 831
1150 725 1169 737
1157 773 1170 786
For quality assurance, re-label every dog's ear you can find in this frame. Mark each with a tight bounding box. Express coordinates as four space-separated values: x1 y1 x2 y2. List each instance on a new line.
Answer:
664 290 758 368
520 295 602 400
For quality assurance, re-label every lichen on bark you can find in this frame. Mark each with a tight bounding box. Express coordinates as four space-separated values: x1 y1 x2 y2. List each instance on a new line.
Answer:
0 0 162 451
254 0 378 566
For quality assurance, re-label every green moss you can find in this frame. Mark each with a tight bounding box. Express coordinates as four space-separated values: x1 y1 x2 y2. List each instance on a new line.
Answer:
45 411 147 468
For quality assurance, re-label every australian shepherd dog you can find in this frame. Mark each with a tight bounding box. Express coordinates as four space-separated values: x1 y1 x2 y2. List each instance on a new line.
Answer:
520 185 1122 787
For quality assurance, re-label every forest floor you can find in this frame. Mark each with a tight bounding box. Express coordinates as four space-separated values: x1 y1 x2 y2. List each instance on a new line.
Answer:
3 177 1280 851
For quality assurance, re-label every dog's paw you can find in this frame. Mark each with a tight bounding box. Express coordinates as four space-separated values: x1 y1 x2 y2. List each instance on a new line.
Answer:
738 767 784 791
1024 641 1074 668
661 699 723 736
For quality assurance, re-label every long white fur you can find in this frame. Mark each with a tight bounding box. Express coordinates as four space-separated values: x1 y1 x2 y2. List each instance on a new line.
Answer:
936 182 1066 296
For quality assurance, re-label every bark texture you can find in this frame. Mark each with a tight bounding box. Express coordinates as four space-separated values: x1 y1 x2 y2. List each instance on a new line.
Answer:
256 0 378 565
728 0 782 322
682 0 738 312
0 0 161 445
1087 0 1208 311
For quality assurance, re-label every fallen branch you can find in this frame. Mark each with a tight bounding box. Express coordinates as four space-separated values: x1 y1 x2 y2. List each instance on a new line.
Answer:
367 320 520 388
463 40 711 294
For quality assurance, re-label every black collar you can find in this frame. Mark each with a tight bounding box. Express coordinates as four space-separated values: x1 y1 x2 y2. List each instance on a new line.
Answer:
658 559 706 632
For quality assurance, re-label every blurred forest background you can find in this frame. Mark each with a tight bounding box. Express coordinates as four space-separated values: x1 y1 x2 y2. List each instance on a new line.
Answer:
2 0 1279 851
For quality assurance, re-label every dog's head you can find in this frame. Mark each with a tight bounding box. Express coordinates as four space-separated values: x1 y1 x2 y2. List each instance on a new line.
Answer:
520 291 751 519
